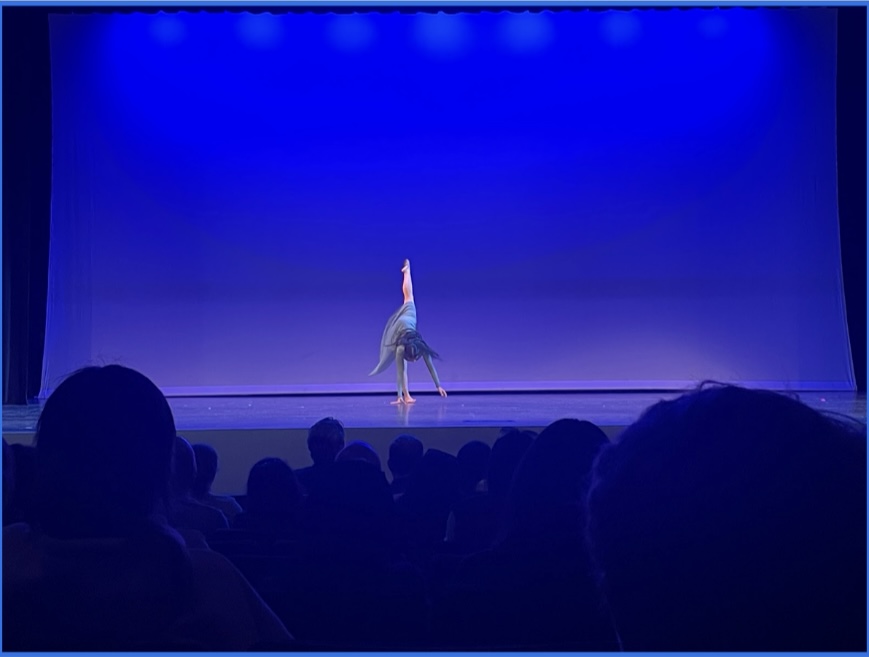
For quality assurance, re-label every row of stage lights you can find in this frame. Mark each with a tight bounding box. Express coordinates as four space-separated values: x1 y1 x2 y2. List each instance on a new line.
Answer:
145 10 731 56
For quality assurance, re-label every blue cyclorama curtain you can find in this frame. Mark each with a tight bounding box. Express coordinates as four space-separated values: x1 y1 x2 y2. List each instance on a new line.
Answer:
41 8 855 395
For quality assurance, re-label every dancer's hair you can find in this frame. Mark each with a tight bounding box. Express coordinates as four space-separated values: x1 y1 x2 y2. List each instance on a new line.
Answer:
393 329 439 361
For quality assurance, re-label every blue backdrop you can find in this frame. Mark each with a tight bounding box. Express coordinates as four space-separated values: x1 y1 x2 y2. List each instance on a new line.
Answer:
41 7 854 395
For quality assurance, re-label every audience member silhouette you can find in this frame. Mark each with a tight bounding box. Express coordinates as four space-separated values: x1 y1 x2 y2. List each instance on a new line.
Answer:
294 459 427 647
303 459 396 559
447 429 534 552
2 439 13 520
488 431 537 501
586 384 867 651
166 435 229 535
233 457 303 537
3 365 292 651
191 443 243 522
397 448 461 560
436 419 617 650
336 440 382 470
502 419 606 540
388 433 424 499
4 443 36 526
456 440 491 497
294 417 345 496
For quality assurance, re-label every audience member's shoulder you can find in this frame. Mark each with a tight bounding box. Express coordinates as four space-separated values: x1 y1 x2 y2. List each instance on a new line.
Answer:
182 547 293 648
206 493 243 517
3 521 32 539
3 523 38 573
170 498 229 533
187 544 249 573
173 526 209 549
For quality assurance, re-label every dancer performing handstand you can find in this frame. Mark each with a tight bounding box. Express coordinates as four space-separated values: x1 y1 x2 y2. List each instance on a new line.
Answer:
370 259 447 404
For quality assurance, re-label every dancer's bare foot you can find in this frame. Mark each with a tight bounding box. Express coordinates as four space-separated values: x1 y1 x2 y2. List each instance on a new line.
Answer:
390 397 405 405
403 394 416 404
402 259 410 273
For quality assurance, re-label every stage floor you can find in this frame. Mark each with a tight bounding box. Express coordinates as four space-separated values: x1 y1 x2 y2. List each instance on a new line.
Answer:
3 390 865 433
4 390 864 495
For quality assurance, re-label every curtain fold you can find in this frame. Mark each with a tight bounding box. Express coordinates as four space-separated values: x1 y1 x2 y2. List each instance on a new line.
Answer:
2 9 52 405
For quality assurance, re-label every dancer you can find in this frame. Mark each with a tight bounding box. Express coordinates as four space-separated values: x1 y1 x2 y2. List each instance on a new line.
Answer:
370 259 447 404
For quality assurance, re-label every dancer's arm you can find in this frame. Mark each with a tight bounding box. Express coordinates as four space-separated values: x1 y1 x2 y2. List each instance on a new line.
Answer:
424 354 447 397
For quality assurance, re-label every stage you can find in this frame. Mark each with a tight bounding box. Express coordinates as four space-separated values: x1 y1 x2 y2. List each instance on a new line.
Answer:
3 390 864 496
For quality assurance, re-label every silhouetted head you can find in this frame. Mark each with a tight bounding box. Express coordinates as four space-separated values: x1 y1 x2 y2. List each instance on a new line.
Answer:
336 440 382 471
33 365 176 538
402 448 461 511
191 443 218 498
170 436 197 499
487 429 534 500
503 418 608 540
307 417 345 465
457 440 491 495
245 457 302 518
396 330 438 362
305 459 395 557
587 385 867 651
388 434 424 479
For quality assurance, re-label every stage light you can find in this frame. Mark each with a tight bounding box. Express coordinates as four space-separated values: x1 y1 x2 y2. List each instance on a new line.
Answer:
698 11 729 39
236 12 283 49
149 13 186 46
326 13 376 53
413 12 472 59
497 11 554 54
600 11 641 47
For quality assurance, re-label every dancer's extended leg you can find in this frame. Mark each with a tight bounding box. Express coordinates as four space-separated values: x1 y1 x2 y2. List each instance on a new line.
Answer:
402 259 414 303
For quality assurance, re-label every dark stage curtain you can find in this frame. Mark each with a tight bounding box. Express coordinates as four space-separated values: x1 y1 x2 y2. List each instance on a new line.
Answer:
836 7 867 393
2 8 52 404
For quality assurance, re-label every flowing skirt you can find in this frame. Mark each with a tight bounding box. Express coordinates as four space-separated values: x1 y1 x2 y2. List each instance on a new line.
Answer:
369 301 417 376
